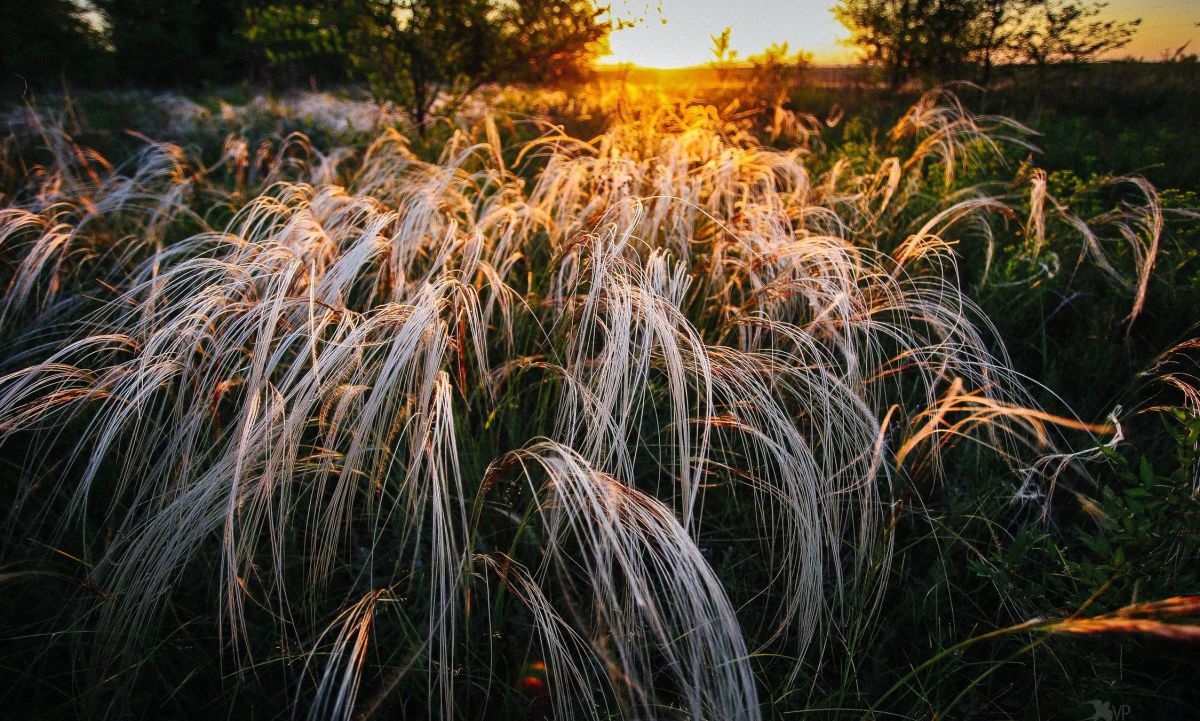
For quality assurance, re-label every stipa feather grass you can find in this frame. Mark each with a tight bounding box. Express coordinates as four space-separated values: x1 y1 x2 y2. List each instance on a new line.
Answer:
0 91 1162 719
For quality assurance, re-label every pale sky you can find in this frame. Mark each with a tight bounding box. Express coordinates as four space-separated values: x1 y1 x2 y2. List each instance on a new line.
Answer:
600 0 1200 67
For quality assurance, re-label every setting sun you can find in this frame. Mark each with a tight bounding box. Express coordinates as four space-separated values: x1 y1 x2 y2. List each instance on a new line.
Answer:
601 0 852 67
600 0 1197 67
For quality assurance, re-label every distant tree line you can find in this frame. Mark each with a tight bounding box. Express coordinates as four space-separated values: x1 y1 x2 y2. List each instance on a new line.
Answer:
2 0 609 121
3 0 1147 103
833 0 1142 87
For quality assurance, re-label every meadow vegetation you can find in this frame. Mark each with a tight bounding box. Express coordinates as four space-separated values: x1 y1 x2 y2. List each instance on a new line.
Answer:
0 79 1198 719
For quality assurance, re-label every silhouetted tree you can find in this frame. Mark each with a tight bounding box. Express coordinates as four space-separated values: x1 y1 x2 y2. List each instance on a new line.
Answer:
245 0 610 132
493 0 611 85
833 0 980 88
1006 0 1140 68
0 0 108 90
94 0 249 86
833 0 1140 87
239 2 355 87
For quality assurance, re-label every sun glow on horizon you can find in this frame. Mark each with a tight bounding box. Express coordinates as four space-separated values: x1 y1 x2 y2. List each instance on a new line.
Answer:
599 0 853 68
598 0 1199 69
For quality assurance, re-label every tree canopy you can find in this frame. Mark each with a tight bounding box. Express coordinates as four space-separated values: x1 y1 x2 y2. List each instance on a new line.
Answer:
833 0 1141 87
94 0 249 86
4 0 609 106
243 0 610 130
0 0 108 90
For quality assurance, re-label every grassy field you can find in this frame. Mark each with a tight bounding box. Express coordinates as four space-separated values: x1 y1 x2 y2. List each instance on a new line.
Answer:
1 72 1198 720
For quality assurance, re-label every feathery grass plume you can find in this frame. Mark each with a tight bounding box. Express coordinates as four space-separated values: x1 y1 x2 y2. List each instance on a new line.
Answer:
0 88 1174 719
471 553 614 721
1022 170 1163 329
482 441 760 720
1037 595 1200 641
868 593 1200 717
889 86 1036 188
0 116 201 332
305 588 392 721
1141 338 1200 418
0 179 498 709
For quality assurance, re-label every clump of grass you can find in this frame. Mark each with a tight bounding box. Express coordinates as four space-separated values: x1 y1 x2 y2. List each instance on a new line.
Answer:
0 88 1184 719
